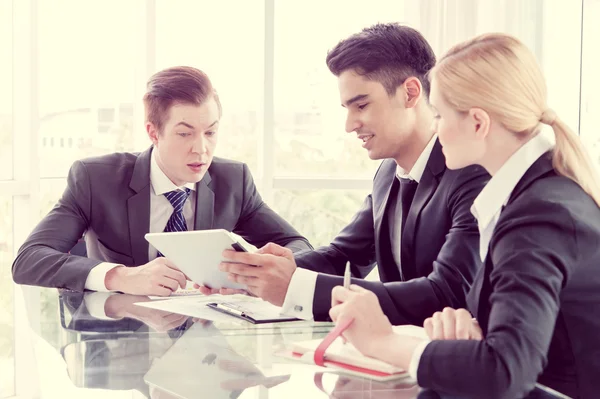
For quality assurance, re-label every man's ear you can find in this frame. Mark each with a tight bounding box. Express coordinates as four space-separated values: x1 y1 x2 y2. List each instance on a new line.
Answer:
469 108 491 139
146 122 159 145
403 77 423 108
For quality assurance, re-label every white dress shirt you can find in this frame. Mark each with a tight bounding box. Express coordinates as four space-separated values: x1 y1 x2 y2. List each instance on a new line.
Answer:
280 135 438 321
471 134 554 261
408 133 554 381
84 149 196 292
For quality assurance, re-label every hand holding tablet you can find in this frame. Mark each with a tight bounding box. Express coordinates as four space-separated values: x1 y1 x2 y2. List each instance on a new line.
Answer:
145 229 256 290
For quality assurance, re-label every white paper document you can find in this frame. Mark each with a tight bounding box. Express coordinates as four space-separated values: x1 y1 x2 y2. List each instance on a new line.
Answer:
135 295 239 322
134 294 292 323
147 281 209 300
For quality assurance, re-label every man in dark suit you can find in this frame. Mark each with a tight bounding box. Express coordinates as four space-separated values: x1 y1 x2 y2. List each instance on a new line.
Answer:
12 66 311 296
219 24 489 325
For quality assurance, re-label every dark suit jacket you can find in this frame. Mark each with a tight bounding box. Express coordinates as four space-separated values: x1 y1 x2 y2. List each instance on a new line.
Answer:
296 140 490 324
12 147 311 291
417 153 600 399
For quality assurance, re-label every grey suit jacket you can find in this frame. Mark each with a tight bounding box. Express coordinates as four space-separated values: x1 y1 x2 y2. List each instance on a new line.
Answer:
12 147 311 291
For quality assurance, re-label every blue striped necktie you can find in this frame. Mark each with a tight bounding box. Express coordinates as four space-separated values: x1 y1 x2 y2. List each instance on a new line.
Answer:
157 188 191 257
164 188 191 233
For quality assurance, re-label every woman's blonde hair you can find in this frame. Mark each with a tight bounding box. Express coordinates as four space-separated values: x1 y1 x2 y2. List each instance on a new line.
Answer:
431 33 600 206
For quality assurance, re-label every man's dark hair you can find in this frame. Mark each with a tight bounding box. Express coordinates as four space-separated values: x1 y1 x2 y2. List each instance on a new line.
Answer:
326 23 436 98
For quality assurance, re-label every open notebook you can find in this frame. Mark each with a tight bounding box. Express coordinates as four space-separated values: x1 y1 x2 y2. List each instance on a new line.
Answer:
279 324 428 382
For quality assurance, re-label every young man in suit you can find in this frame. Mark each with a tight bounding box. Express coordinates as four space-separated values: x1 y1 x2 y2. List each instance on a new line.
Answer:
328 32 600 399
219 23 489 325
12 66 311 296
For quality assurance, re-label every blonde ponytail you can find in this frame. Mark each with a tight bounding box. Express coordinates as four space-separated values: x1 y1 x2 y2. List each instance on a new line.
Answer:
541 112 600 207
432 33 600 208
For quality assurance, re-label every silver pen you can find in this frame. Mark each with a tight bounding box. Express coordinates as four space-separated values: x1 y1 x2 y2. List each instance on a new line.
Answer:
343 261 351 289
341 261 352 346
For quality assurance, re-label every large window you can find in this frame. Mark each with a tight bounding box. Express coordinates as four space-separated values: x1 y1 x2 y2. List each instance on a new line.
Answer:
155 0 264 174
0 0 14 397
273 189 370 247
580 0 600 167
0 198 14 399
273 0 407 179
38 0 139 179
3 1 595 396
269 0 583 247
0 0 12 182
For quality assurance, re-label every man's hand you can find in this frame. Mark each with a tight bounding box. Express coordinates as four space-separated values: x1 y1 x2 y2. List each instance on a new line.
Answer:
218 243 296 306
423 307 483 340
105 257 188 296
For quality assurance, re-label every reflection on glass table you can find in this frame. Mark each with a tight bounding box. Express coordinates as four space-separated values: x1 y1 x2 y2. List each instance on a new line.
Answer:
51 291 333 398
144 323 291 399
18 290 574 399
58 291 332 338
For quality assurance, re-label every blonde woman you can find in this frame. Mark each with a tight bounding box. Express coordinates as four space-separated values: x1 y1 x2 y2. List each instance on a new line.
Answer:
329 33 600 399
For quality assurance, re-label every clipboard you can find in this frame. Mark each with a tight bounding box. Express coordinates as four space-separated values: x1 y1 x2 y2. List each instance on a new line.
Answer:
207 301 299 324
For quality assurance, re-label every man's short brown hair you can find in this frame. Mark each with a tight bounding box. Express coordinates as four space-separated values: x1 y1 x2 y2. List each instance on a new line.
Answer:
143 66 222 133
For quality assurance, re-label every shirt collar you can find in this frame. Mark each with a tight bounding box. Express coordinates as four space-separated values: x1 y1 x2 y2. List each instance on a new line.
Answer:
471 133 554 229
150 148 196 196
396 134 438 182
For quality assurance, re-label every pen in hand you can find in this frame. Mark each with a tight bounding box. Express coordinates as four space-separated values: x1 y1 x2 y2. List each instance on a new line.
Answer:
343 261 351 289
342 261 351 345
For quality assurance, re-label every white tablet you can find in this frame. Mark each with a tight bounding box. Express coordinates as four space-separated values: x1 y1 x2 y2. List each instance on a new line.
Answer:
145 229 256 290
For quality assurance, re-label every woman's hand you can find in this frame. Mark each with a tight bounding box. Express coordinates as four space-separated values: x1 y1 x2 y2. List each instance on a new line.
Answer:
329 284 395 357
423 307 483 340
329 285 426 370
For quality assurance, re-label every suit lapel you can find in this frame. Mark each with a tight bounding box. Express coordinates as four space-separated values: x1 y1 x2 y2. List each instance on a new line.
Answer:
402 140 446 260
374 162 401 282
194 171 214 230
127 147 153 266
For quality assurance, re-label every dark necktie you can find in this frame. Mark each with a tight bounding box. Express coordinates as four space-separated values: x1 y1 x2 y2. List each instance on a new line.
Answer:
157 188 191 257
398 177 418 235
389 176 419 268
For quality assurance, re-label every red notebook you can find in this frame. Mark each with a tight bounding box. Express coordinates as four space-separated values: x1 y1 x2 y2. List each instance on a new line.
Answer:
279 321 427 382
